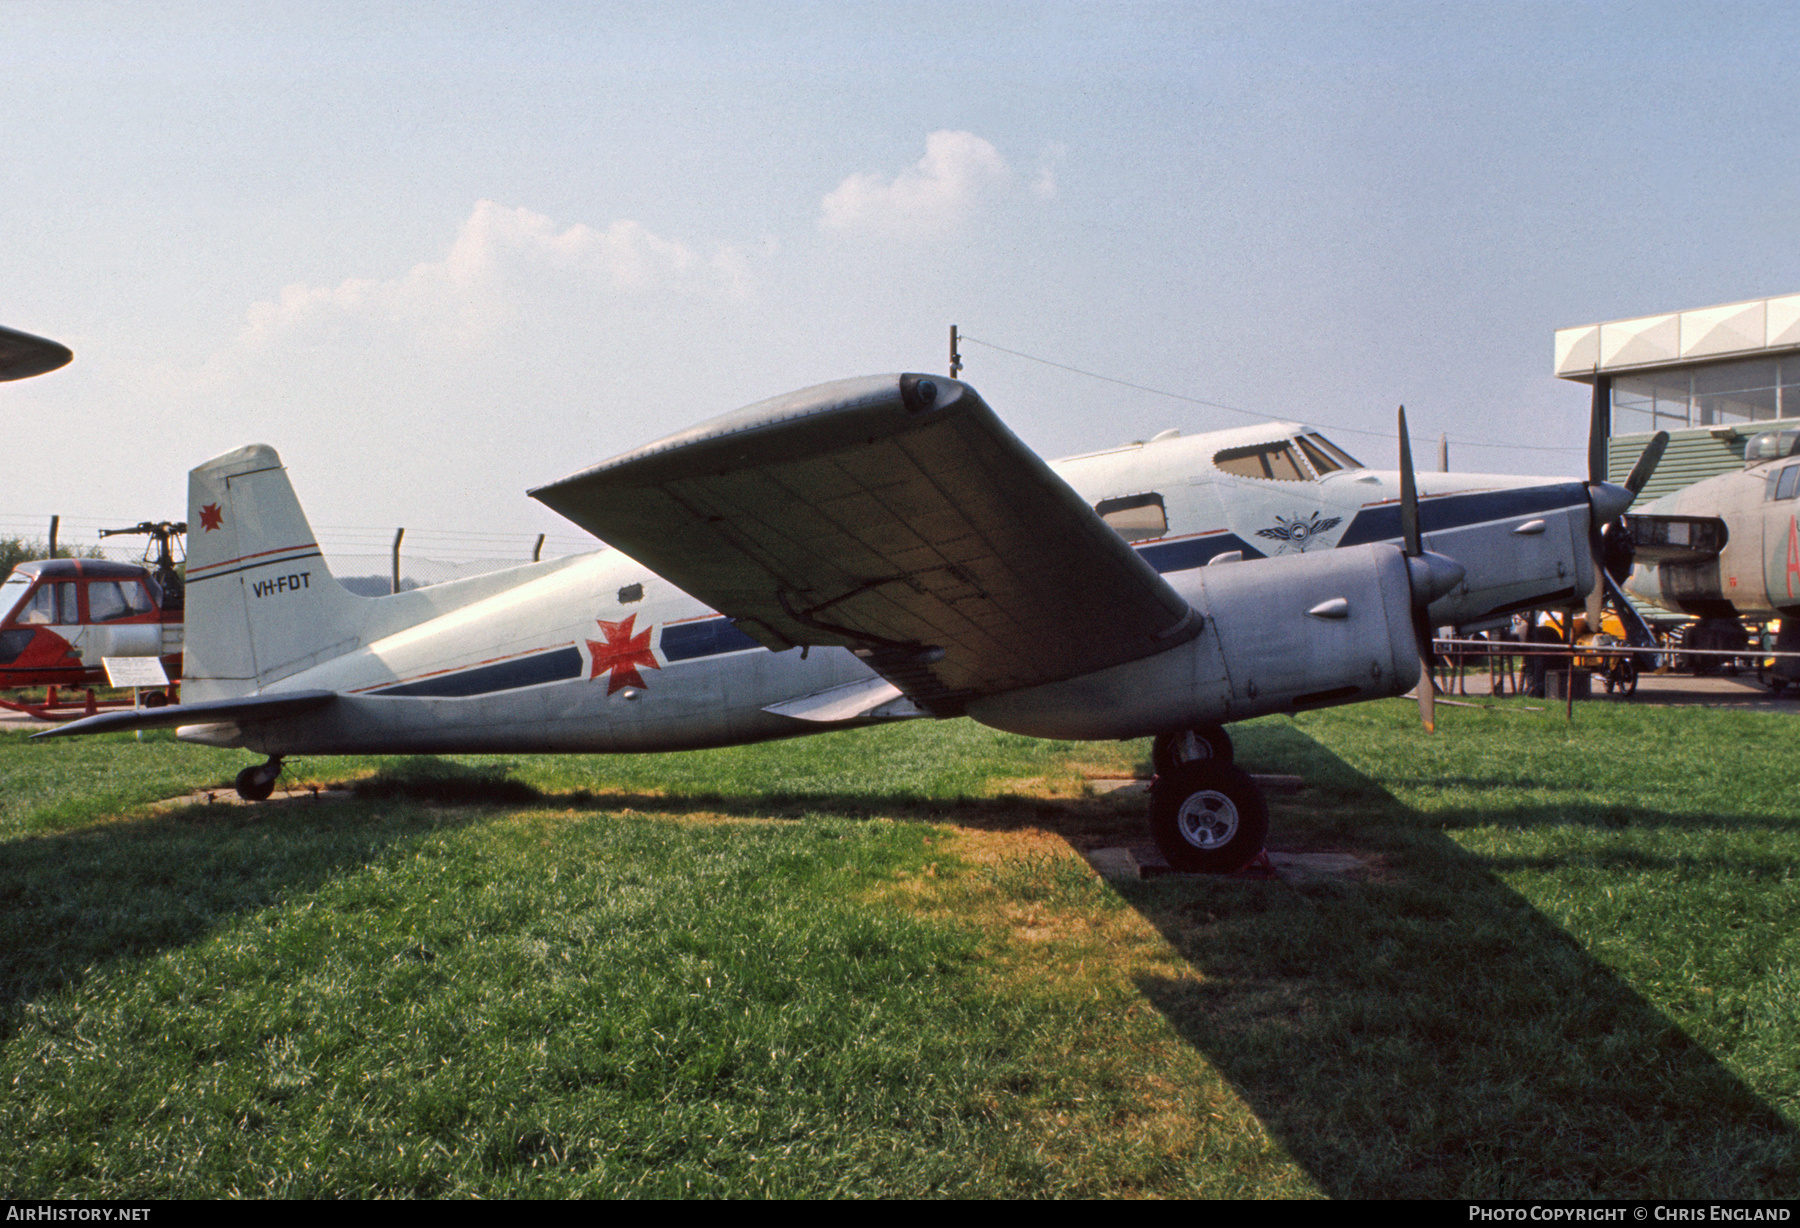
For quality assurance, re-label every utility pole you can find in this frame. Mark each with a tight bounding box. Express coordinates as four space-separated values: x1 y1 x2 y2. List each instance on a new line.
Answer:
949 325 961 379
47 515 59 558
391 528 405 595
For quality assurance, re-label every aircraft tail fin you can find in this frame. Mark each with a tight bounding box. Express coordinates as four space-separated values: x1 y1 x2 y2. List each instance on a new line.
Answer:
182 445 366 701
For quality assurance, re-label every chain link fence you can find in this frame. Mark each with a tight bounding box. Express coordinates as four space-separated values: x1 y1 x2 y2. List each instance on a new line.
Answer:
1 514 599 591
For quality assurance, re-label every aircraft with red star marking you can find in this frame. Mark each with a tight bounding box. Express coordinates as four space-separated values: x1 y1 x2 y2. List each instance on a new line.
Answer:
38 374 1653 873
1621 423 1800 693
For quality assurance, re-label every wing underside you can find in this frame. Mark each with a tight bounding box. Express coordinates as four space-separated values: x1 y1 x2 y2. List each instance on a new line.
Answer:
531 375 1198 714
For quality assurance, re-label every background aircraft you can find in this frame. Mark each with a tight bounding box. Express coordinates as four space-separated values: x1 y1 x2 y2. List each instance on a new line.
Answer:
1623 422 1800 690
0 328 186 703
0 324 72 383
40 374 1640 873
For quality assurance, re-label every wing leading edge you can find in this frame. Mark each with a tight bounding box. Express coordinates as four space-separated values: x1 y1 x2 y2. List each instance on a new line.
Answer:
531 375 1199 714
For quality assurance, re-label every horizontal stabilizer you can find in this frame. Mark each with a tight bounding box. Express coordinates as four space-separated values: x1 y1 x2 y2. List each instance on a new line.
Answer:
31 690 337 740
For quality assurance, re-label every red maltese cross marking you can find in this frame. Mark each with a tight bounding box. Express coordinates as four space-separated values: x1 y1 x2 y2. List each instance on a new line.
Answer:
586 613 660 694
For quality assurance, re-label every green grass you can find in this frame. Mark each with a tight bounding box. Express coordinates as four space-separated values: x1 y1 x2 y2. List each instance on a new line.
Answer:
1 700 1798 1197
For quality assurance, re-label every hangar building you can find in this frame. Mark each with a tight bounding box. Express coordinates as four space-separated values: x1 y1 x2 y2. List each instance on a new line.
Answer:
1556 292 1800 507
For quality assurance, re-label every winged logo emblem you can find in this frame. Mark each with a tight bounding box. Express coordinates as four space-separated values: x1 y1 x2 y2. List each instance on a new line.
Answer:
1255 511 1342 554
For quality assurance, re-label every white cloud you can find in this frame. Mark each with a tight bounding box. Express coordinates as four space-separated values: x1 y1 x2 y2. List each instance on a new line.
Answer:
227 201 751 362
820 131 1012 237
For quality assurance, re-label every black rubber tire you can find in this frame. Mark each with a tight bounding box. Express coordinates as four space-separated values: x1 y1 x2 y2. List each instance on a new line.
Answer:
1151 725 1235 776
235 764 277 802
1148 761 1269 875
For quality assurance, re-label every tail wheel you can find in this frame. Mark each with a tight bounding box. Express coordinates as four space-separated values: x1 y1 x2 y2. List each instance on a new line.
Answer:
234 759 283 802
1149 762 1268 874
1151 725 1234 776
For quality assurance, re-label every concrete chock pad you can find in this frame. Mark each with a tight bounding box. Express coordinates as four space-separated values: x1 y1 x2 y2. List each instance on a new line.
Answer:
1086 844 1367 882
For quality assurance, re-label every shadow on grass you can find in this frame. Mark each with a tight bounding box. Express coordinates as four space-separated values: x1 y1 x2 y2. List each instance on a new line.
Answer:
0 796 489 1038
342 749 1800 1196
7 743 1795 1197
1109 722 1799 1198
0 754 1103 1043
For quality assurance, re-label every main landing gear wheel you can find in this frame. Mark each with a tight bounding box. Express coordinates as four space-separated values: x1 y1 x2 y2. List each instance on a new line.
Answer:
234 758 284 802
1151 725 1234 776
1603 657 1638 696
1148 762 1269 875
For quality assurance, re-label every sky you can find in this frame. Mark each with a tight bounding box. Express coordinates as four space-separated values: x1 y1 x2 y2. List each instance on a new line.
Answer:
6 1 1800 558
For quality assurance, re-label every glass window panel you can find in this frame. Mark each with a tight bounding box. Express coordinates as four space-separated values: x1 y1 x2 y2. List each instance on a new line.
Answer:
1304 434 1364 470
1095 493 1167 541
1693 358 1778 395
1700 386 1778 424
88 581 130 622
1215 443 1311 481
1267 445 1306 481
1295 435 1340 475
1780 465 1800 501
16 584 54 625
0 573 30 623
1613 377 1658 429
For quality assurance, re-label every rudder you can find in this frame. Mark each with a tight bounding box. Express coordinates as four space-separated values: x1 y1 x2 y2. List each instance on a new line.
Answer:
183 445 364 701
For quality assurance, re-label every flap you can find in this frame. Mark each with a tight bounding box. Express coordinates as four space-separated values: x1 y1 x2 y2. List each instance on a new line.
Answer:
762 675 921 723
531 375 1198 714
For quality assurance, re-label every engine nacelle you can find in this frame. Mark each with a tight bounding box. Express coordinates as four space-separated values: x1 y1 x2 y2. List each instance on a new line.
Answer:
966 542 1421 740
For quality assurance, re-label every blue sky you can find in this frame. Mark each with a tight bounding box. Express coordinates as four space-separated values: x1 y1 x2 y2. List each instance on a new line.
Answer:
6 1 1799 546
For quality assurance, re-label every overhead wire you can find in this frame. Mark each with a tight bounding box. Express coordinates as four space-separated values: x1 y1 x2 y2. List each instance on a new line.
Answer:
959 334 1585 456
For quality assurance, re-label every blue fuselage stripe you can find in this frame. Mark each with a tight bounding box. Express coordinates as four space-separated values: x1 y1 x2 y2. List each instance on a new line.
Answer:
1130 485 1591 574
661 618 762 661
373 646 584 698
1333 483 1589 547
1135 533 1264 574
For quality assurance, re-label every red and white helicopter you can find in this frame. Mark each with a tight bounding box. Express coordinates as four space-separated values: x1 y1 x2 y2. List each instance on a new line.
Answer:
0 326 186 712
39 373 1649 873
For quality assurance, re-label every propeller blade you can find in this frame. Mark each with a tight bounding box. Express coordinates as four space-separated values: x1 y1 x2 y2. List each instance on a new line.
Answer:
1417 648 1436 732
1585 545 1605 629
1625 430 1669 496
1396 404 1456 732
1398 405 1420 558
1588 429 1669 620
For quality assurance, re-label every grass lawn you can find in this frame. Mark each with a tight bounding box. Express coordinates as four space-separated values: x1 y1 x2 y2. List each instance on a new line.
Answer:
1 698 1796 1198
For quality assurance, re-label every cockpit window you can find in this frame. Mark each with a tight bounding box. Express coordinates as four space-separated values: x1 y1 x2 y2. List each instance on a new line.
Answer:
1214 442 1310 482
88 580 154 622
1745 429 1800 466
1299 433 1364 472
0 572 30 623
1778 465 1800 502
1095 493 1168 541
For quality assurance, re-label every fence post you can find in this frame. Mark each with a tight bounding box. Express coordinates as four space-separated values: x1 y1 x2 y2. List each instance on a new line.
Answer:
391 528 405 595
47 515 59 558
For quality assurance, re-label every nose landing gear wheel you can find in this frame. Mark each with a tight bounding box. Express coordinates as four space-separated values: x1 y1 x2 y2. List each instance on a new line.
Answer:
1149 762 1268 874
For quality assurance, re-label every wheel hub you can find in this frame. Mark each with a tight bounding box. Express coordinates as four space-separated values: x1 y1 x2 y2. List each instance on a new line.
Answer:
1175 790 1240 849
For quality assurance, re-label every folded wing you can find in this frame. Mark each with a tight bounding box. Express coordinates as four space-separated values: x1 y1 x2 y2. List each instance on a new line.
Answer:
531 375 1198 714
